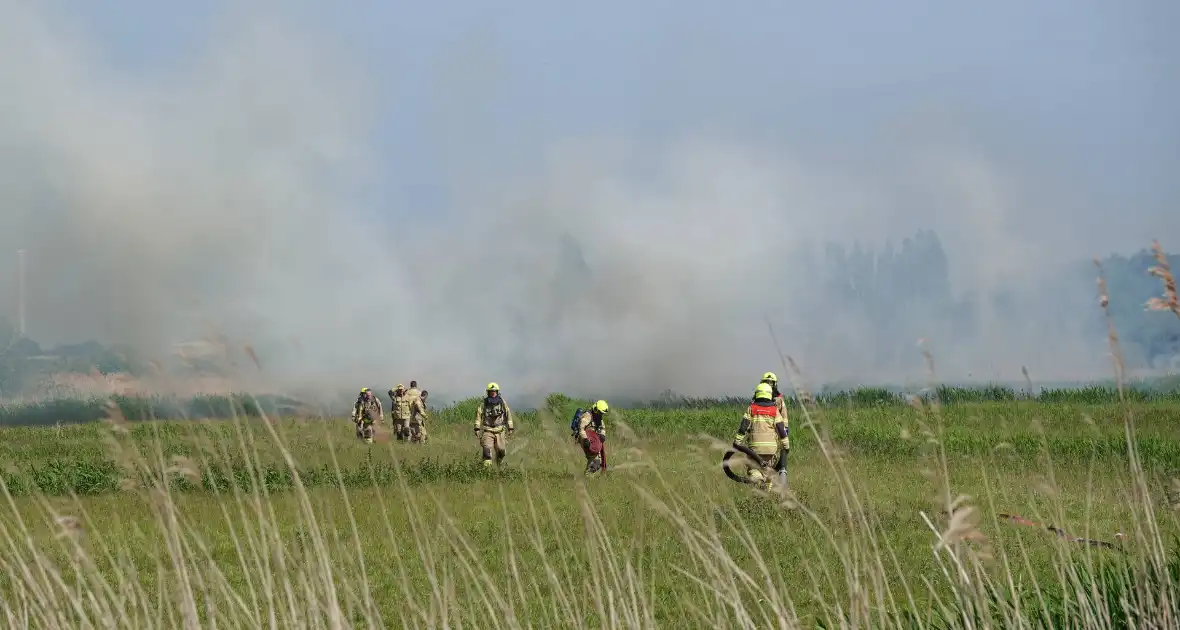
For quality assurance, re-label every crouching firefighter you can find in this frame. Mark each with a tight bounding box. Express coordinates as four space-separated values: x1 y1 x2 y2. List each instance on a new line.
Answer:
571 400 609 475
730 382 790 489
474 383 514 467
352 387 383 444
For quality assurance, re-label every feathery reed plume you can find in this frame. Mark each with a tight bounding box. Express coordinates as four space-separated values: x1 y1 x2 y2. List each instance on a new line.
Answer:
1146 240 1180 320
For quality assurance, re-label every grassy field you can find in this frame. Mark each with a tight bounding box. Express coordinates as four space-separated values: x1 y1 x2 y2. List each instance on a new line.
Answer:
0 388 1177 629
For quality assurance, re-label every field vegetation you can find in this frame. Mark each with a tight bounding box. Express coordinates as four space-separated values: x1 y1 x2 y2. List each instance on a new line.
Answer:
0 379 1177 629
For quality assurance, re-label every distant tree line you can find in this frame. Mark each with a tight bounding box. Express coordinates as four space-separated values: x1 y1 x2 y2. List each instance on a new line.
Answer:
0 322 154 398
550 228 1180 376
808 231 1178 372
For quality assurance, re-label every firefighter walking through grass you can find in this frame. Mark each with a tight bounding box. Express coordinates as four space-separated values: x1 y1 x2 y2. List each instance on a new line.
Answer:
474 383 514 467
388 384 414 441
352 387 383 444
572 400 610 475
405 380 430 443
760 372 788 419
733 383 790 489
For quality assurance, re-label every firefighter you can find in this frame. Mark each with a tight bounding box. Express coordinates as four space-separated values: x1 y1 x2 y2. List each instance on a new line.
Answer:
759 371 788 419
734 382 790 489
473 383 514 467
352 387 383 444
387 384 413 441
572 400 609 475
418 391 430 440
405 380 430 443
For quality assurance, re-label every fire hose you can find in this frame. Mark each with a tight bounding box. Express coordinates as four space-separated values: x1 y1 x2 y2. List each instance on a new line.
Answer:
722 441 786 486
998 513 1125 550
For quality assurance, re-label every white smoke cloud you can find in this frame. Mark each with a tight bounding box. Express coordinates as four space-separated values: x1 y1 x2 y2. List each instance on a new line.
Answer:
0 2 1170 405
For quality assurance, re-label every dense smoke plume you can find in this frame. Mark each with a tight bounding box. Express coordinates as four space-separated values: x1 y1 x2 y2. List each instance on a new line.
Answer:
1 3 1175 404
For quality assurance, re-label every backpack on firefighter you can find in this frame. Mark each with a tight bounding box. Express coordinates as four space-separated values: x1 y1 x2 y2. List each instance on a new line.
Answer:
569 407 584 438
570 403 609 473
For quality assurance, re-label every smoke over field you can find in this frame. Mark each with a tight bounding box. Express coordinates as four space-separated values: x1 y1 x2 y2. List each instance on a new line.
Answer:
0 2 1176 403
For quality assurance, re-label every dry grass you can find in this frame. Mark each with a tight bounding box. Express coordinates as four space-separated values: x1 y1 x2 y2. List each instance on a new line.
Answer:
1147 240 1180 320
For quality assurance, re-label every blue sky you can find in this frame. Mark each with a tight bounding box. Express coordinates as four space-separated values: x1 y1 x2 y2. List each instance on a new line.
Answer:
49 0 1177 235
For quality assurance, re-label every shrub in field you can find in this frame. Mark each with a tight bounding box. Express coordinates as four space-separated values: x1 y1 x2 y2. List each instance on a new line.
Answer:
0 455 526 497
841 386 904 407
0 393 305 426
